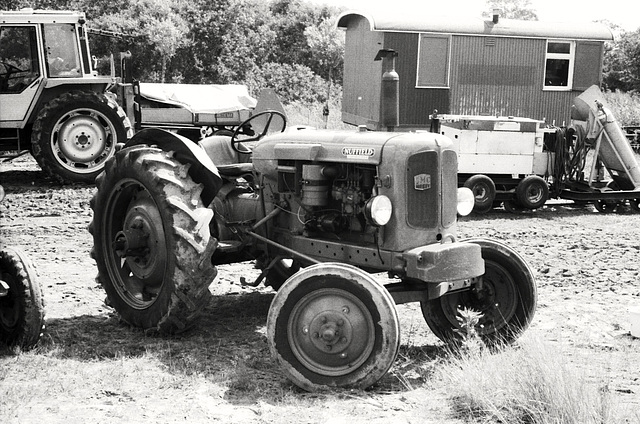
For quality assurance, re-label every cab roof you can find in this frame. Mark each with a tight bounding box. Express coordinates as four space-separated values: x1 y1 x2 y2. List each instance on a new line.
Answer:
337 9 613 41
0 9 85 24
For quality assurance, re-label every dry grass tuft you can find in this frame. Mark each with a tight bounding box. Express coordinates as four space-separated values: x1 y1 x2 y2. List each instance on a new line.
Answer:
437 336 616 424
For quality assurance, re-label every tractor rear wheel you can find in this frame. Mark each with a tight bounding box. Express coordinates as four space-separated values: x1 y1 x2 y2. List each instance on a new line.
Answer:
421 239 536 346
32 91 132 183
89 146 217 333
0 247 45 349
267 263 400 391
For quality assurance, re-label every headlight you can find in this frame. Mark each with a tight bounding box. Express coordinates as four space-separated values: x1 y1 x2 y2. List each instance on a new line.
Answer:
457 187 475 216
365 195 393 226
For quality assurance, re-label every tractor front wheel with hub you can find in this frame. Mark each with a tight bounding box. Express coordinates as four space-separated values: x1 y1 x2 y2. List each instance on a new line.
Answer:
32 91 132 183
90 146 217 333
267 263 400 391
421 238 536 346
0 247 45 349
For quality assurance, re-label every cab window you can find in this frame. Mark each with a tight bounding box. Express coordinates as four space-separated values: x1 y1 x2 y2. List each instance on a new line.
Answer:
0 26 40 93
43 24 82 78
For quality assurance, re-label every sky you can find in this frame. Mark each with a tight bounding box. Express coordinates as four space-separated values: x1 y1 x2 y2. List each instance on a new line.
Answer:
309 0 640 32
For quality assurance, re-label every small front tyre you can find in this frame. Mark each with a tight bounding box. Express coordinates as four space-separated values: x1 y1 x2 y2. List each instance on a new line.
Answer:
267 263 400 391
421 239 536 346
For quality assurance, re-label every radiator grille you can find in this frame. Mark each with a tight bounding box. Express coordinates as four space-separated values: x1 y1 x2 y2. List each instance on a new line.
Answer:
441 149 458 228
407 151 438 228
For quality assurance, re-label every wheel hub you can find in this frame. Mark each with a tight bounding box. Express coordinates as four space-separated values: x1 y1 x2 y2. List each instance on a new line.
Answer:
56 114 108 162
307 312 351 354
113 193 166 283
288 288 375 376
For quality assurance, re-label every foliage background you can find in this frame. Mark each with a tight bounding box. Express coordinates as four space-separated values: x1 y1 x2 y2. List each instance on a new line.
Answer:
1 0 639 117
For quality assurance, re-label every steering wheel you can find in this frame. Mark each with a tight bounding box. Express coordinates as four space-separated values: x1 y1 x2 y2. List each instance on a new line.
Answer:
230 110 287 154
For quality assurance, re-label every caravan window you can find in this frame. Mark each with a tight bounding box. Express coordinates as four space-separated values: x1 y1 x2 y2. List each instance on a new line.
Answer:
544 40 574 90
416 34 450 88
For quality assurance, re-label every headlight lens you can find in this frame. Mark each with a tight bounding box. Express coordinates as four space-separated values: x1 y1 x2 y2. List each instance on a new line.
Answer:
365 195 393 226
457 187 475 216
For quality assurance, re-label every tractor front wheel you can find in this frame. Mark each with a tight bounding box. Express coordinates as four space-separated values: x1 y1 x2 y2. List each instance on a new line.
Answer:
32 91 132 183
89 146 217 333
0 247 45 349
421 239 536 346
267 263 400 391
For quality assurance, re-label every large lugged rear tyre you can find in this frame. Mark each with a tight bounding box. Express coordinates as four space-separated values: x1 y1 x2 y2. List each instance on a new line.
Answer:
0 247 45 349
268 263 400 391
421 239 536 346
89 146 217 333
32 91 132 184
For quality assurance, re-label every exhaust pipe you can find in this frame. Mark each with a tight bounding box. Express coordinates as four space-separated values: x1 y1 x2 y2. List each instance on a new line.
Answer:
375 49 399 132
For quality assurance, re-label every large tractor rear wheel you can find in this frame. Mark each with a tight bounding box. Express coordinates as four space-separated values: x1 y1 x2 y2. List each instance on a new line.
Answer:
32 91 132 184
89 146 217 333
421 239 536 346
0 247 45 349
267 263 400 391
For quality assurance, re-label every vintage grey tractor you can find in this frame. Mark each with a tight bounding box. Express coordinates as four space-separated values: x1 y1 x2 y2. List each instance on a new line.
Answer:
89 111 537 391
0 185 45 349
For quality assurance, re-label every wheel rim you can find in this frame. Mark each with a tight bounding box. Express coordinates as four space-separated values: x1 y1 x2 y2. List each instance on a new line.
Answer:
595 200 616 213
52 108 117 174
287 287 375 376
103 179 168 309
525 184 544 204
473 183 489 202
440 260 518 336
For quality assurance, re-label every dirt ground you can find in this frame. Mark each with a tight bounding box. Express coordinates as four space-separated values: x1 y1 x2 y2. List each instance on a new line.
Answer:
1 154 639 423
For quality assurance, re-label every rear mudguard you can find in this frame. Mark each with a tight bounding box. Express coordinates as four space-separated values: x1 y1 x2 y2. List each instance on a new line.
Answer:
125 128 223 205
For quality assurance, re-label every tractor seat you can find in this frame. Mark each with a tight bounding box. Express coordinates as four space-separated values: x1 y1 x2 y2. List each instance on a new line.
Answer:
199 135 251 164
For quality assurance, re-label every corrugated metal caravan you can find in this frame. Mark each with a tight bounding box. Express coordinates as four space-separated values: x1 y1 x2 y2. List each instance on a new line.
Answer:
336 9 613 130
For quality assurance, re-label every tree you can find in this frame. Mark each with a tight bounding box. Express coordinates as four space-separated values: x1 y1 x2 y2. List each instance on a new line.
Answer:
603 28 640 93
89 0 188 82
483 0 538 20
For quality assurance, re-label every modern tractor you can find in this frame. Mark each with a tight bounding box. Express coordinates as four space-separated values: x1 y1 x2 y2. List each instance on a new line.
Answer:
89 106 537 390
0 9 132 183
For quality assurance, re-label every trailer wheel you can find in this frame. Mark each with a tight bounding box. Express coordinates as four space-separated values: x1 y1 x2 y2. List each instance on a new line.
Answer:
89 146 217 333
464 175 496 213
594 199 618 213
421 239 536 346
31 91 132 184
0 247 45 350
516 176 549 209
629 199 640 212
267 263 400 391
